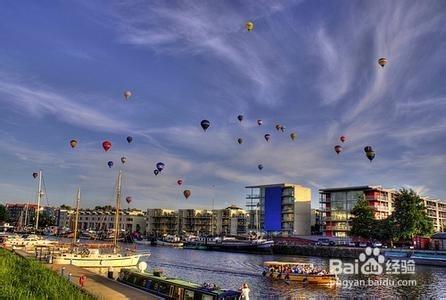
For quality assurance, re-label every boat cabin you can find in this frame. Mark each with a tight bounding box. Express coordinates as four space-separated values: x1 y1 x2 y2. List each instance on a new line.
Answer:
118 268 240 300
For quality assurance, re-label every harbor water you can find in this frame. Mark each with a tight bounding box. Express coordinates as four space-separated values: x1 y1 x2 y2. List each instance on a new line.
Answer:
134 245 446 299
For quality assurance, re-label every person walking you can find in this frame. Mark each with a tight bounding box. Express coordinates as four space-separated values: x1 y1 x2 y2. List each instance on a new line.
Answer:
240 283 250 300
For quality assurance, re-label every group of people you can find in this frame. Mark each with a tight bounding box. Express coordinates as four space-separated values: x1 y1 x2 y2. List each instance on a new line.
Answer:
265 264 328 277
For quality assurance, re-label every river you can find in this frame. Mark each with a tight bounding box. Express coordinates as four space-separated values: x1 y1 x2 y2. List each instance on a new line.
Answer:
134 245 446 299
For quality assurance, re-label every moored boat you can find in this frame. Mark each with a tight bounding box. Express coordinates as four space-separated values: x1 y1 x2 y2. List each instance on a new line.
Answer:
156 234 184 247
118 267 241 299
384 250 446 267
263 261 337 286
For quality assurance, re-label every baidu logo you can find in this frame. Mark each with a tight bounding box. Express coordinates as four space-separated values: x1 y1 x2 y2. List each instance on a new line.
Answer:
329 247 415 276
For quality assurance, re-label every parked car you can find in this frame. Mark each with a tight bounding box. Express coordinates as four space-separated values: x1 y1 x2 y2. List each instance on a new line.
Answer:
372 241 383 248
316 238 335 246
348 241 357 247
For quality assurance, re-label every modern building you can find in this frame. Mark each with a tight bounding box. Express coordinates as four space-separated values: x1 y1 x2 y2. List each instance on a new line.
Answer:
422 198 446 232
246 183 311 236
56 208 74 228
319 186 446 237
146 209 179 236
319 186 396 237
73 209 146 233
146 207 249 236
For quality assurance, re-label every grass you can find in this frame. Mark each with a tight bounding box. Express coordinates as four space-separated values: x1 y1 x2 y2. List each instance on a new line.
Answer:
0 248 95 299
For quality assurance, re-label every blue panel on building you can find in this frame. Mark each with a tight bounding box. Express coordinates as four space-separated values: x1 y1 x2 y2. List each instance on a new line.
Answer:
264 187 282 231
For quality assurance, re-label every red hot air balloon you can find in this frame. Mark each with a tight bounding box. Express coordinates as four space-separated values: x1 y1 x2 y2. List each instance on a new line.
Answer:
102 141 112 152
177 179 183 186
126 196 132 204
340 136 346 143
183 190 191 199
334 145 343 154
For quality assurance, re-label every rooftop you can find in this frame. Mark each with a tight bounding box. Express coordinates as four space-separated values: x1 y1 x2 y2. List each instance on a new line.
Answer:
319 185 396 193
245 183 307 189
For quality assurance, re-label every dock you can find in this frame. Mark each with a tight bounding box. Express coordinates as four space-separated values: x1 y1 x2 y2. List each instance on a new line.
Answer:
10 247 159 300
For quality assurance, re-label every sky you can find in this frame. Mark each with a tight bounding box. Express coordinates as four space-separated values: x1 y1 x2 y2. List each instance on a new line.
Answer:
0 0 445 210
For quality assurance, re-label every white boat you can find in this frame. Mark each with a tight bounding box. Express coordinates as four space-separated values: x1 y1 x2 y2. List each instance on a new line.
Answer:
52 173 150 268
156 235 184 247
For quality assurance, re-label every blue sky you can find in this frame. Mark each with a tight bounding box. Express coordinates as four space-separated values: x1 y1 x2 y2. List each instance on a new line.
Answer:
0 0 445 209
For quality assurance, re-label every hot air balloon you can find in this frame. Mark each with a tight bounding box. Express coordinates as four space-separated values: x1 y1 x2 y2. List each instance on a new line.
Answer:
102 141 112 152
200 120 210 132
237 115 243 122
126 196 132 204
156 162 165 172
257 119 263 126
107 161 114 168
258 164 263 170
364 146 373 153
280 125 285 133
126 136 133 144
245 21 254 32
70 139 78 148
275 124 281 131
183 190 191 199
340 136 346 143
154 169 159 176
290 132 297 141
237 138 243 144
264 134 271 142
177 179 183 186
378 58 388 68
366 151 375 162
124 90 132 100
32 172 38 179
334 145 343 154
121 157 127 164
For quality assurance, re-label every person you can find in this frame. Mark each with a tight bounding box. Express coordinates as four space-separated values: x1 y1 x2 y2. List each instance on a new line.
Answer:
240 283 250 300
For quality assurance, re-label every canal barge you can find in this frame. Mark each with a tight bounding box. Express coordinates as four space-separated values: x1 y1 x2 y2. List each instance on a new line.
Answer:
118 268 241 299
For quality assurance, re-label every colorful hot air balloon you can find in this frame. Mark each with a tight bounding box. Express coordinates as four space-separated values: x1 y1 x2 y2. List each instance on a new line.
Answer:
245 21 254 32
290 132 297 141
102 141 112 152
32 172 38 179
334 145 343 154
177 179 183 186
156 162 165 172
70 139 78 148
183 189 191 199
124 90 132 100
364 146 373 153
121 157 127 164
264 134 271 142
237 115 244 122
258 164 263 170
378 58 388 68
340 136 346 143
107 161 114 168
126 136 133 144
200 120 210 132
154 169 159 176
366 151 376 162
257 119 263 126
275 124 281 131
126 196 132 204
237 138 243 144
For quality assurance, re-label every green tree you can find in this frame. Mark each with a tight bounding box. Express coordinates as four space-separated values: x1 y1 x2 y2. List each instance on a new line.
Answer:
37 211 56 228
373 218 398 247
0 204 9 222
60 204 72 210
391 188 434 241
349 195 376 239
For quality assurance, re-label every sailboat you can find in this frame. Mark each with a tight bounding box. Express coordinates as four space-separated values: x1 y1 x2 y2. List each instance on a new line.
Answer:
52 171 150 267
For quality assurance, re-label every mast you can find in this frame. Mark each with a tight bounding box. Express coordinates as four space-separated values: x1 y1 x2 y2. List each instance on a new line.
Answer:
113 170 122 249
35 170 43 230
72 187 81 245
24 203 29 228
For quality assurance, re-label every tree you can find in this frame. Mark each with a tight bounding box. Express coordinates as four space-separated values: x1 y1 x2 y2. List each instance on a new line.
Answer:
37 211 57 228
349 195 376 240
373 218 398 247
60 204 72 210
0 204 9 222
390 188 434 241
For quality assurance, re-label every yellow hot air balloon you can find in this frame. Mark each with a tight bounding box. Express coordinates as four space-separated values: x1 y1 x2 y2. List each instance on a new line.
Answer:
70 139 78 148
245 21 254 32
378 57 388 68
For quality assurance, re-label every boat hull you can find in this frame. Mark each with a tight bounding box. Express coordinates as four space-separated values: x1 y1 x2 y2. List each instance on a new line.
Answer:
52 253 149 268
184 241 273 253
155 240 183 247
265 271 337 285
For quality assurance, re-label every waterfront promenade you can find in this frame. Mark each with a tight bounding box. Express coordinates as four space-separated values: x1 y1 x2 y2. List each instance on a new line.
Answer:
11 248 158 300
